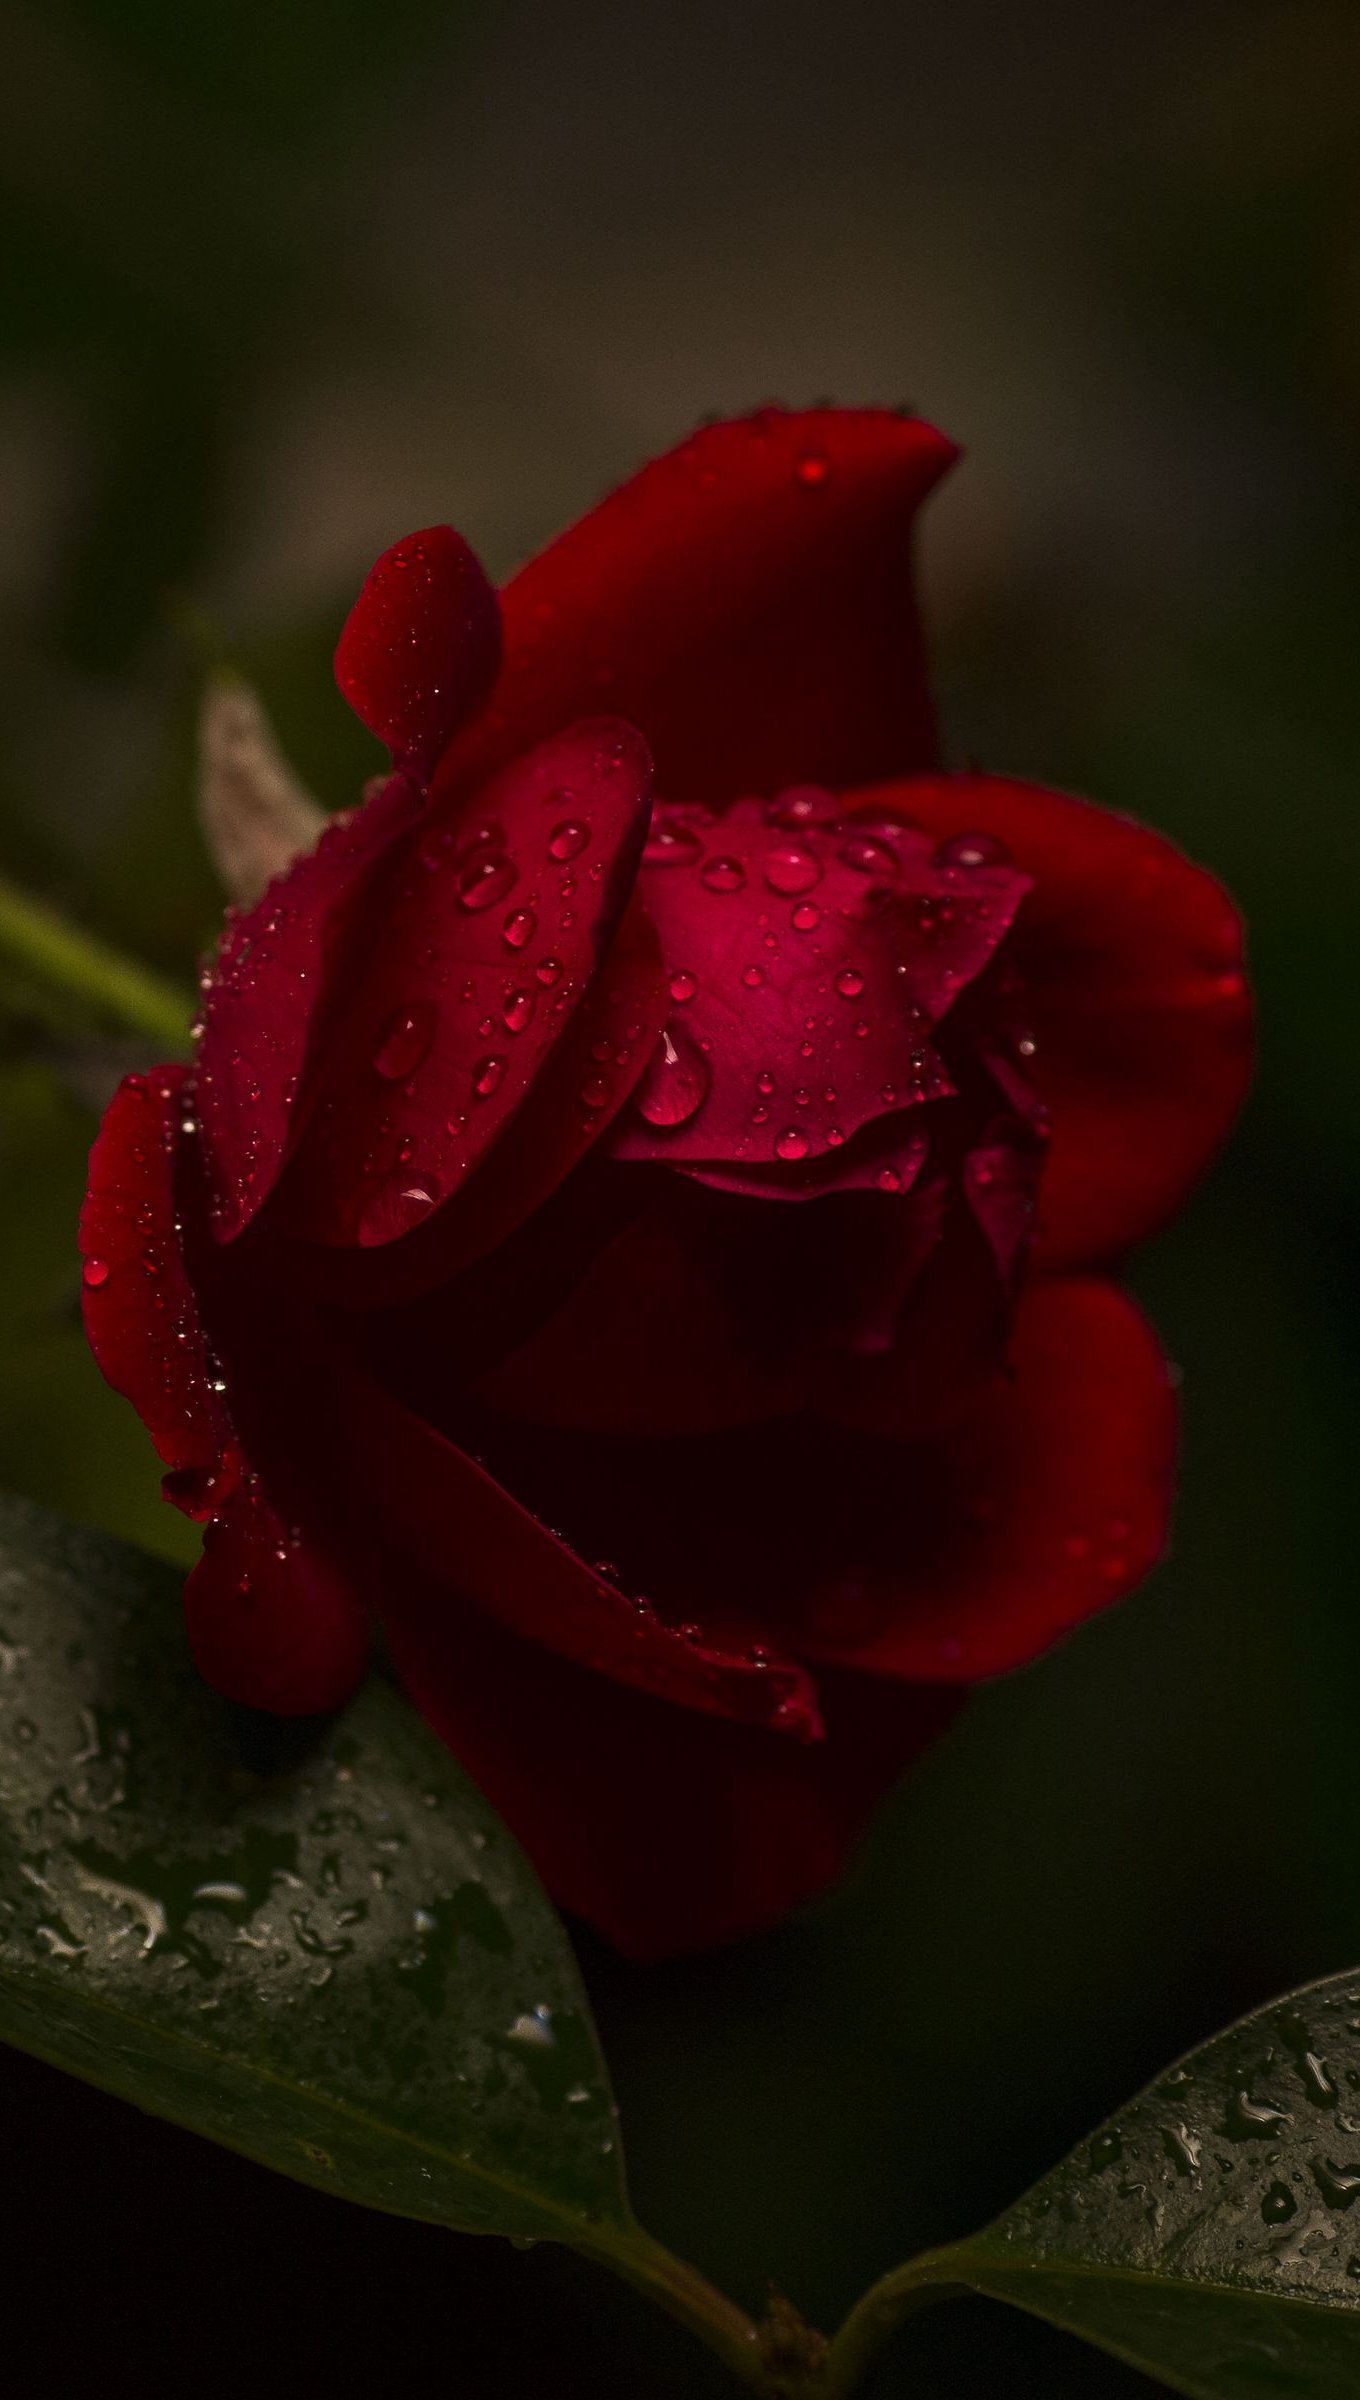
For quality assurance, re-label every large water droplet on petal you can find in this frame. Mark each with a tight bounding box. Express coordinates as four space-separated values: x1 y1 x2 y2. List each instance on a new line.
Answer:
357 1171 442 1243
372 999 437 1081
635 1025 711 1127
456 853 518 912
763 844 822 896
839 834 900 878
472 1054 507 1099
548 820 590 862
644 822 702 868
774 1126 810 1161
701 854 746 893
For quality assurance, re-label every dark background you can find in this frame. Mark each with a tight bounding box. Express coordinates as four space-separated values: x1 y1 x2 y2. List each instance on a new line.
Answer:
2 1 1359 2392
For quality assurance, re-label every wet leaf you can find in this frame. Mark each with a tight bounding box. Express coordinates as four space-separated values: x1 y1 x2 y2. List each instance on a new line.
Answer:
0 1491 628 2249
838 1969 1360 2397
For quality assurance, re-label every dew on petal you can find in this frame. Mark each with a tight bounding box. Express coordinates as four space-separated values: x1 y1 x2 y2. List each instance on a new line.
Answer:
768 784 839 830
763 844 822 896
372 1000 436 1081
635 1025 711 1127
644 822 703 869
794 449 830 487
701 855 746 894
535 955 564 987
935 831 1011 868
774 1126 810 1161
839 834 900 878
834 967 865 999
82 1257 110 1289
502 988 536 1035
741 963 765 988
357 1171 441 1243
548 820 590 862
503 907 537 949
791 902 821 932
456 853 518 912
472 1055 507 1099
669 968 698 1005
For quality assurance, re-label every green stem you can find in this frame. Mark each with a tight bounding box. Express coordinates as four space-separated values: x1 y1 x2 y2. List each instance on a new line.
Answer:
579 2228 770 2391
0 872 194 1051
817 2246 970 2398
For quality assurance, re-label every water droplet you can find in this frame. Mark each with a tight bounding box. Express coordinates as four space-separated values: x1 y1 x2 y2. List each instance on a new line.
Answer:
1262 2182 1298 2225
372 1000 436 1080
839 834 900 877
507 2004 556 2048
456 853 517 911
741 964 765 988
82 1257 110 1289
701 855 746 893
763 845 822 896
1313 2158 1360 2209
502 988 536 1035
769 784 839 829
635 1027 711 1127
503 907 537 949
875 1165 902 1192
755 1070 776 1096
791 902 821 932
472 1055 507 1100
548 820 590 862
935 831 1011 868
579 1075 610 1110
834 967 865 999
775 1126 810 1161
794 448 829 487
669 969 698 1004
644 822 703 868
535 956 564 987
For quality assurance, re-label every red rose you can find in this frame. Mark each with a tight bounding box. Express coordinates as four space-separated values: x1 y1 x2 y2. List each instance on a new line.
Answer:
81 409 1250 1959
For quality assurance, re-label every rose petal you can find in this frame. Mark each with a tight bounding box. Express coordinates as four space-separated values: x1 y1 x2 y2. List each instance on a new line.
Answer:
844 773 1252 1266
334 524 502 782
797 1277 1177 1679
80 1066 240 1517
284 896 668 1310
184 1478 369 1715
609 797 1026 1174
432 407 957 810
469 1197 814 1433
384 1592 959 1958
281 720 654 1247
304 1335 823 1740
82 1071 370 1713
194 770 425 1240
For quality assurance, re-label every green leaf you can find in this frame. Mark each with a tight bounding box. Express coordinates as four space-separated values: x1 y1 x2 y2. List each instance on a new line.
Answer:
0 1489 627 2243
825 1970 1360 2398
0 1493 768 2389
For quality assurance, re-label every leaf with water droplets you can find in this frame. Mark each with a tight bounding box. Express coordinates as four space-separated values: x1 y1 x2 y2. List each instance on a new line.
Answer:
831 1967 1360 2397
0 1492 631 2251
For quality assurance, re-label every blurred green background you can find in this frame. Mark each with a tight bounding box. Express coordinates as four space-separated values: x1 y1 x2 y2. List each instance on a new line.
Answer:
3 2 1359 2392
